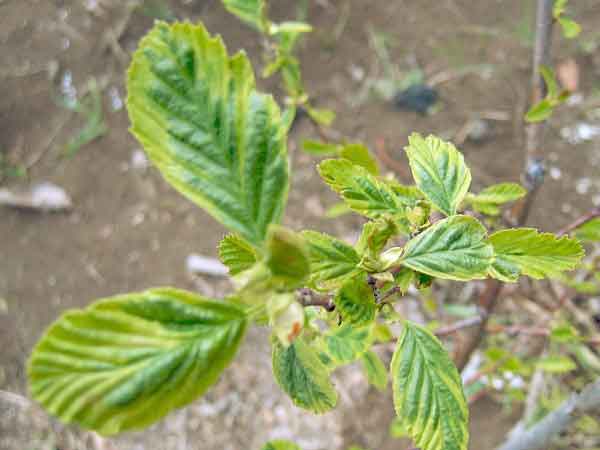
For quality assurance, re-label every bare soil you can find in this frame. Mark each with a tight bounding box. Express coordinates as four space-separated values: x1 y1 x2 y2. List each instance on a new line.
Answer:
1 1 600 449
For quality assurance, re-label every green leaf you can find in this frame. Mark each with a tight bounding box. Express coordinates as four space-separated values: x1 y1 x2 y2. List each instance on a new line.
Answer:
325 202 352 218
222 0 267 31
324 324 373 364
28 288 247 435
272 336 338 413
266 225 310 288
356 218 398 257
488 229 584 280
306 106 335 126
270 21 313 35
318 159 411 219
218 234 258 275
262 441 302 450
340 143 379 175
398 215 494 281
404 133 471 216
302 140 340 156
335 275 376 326
302 231 361 288
575 218 600 242
540 66 559 98
525 99 553 123
558 17 581 39
361 350 388 391
391 321 469 450
127 22 289 246
553 0 568 18
466 183 526 216
537 355 577 373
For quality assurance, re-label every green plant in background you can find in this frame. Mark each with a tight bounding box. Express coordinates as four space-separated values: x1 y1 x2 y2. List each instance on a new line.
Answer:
222 0 334 125
553 0 581 39
26 21 588 450
57 78 107 157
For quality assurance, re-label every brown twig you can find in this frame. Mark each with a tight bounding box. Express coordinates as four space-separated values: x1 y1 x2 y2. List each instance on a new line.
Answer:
557 206 600 237
297 288 335 311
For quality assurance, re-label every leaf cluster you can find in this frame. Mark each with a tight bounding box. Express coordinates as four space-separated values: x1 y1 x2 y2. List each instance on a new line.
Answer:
27 20 587 450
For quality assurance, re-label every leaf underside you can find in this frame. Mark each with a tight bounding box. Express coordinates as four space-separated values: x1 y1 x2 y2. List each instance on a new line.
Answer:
127 22 289 246
391 321 469 450
28 288 247 435
272 336 338 413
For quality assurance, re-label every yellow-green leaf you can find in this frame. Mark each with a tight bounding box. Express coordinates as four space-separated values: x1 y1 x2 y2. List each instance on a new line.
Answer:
361 350 388 391
391 321 469 450
222 0 267 31
324 324 373 364
335 275 376 326
28 288 247 435
302 231 361 288
575 218 600 242
127 22 289 246
266 225 311 289
262 440 302 450
488 228 584 281
466 183 526 216
272 336 338 413
340 143 379 175
218 234 258 275
404 133 471 216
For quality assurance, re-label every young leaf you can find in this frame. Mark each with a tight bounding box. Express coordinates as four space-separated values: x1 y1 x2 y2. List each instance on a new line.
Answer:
558 17 581 39
488 229 584 281
262 440 302 450
222 0 267 31
397 215 494 281
318 159 412 219
218 234 258 275
355 218 398 257
28 288 247 435
536 355 577 374
466 183 526 215
391 321 469 450
575 218 600 242
324 324 373 364
127 22 289 246
404 133 471 216
525 98 553 123
335 275 376 326
266 225 310 288
272 336 338 413
340 143 379 175
302 231 361 288
361 350 388 391
302 140 340 156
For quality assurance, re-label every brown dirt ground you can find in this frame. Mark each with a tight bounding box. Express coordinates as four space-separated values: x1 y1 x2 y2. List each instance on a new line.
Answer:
1 0 600 449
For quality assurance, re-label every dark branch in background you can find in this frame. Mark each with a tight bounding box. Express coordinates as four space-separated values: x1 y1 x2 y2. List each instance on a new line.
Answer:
453 0 555 372
297 288 335 311
497 379 600 450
